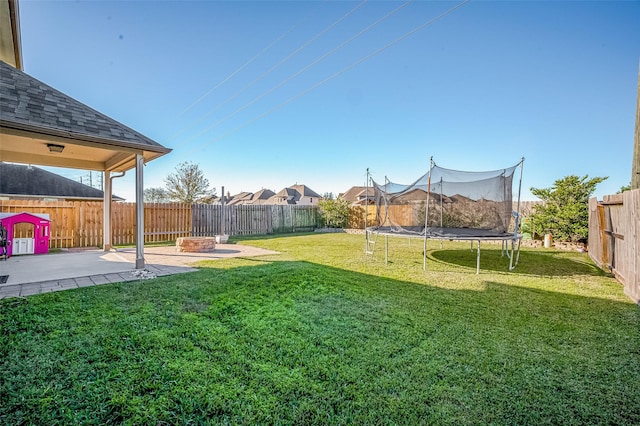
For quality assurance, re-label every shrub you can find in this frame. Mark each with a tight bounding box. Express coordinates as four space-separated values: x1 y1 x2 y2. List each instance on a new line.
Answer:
530 175 607 242
318 198 350 228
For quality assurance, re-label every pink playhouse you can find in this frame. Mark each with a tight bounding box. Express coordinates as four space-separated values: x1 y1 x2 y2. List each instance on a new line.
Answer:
0 212 51 258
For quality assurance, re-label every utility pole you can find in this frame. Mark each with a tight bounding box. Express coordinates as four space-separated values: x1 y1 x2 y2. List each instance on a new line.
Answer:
632 64 640 189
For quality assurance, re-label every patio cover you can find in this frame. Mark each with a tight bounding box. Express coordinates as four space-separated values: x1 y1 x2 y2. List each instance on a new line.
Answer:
0 60 171 268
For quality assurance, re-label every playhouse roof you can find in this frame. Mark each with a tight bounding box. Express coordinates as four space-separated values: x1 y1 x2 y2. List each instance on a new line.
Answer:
0 211 50 221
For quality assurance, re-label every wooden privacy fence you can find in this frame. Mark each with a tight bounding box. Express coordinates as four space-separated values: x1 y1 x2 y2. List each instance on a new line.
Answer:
192 204 321 236
271 205 320 233
1 200 83 248
589 189 640 303
112 203 192 245
0 200 322 248
0 200 192 248
0 201 536 250
347 205 377 229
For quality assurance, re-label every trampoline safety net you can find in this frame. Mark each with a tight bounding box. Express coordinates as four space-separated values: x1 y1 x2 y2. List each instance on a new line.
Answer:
370 160 523 238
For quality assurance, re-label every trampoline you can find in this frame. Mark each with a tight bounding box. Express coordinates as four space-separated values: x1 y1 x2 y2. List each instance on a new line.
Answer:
365 158 525 273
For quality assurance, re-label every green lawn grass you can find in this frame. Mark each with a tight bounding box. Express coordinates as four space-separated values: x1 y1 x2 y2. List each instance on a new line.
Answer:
1 233 639 425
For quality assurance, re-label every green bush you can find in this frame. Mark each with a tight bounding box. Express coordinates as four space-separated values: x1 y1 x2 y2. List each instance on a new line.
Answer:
318 198 350 228
530 175 607 242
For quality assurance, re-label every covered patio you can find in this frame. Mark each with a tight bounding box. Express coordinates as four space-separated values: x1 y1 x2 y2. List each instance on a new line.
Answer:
0 0 225 295
0 59 171 270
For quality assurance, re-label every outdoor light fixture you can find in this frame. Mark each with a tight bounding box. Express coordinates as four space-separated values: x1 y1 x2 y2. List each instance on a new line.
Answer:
46 143 65 153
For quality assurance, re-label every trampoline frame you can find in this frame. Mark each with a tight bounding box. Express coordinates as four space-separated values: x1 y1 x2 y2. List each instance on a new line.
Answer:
365 158 525 274
365 226 522 274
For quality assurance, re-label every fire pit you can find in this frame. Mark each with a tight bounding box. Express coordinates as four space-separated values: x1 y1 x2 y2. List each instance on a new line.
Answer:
176 237 216 253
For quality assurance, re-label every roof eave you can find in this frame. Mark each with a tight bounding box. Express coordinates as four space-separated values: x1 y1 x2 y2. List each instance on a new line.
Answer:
0 193 125 201
1 121 172 172
0 120 171 155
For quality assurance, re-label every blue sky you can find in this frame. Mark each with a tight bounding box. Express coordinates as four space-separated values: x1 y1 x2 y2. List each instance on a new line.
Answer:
18 0 640 201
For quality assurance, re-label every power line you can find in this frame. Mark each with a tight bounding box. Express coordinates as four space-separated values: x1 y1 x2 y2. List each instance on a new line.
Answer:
186 0 470 154
77 171 104 190
168 1 326 133
181 0 412 146
170 0 369 143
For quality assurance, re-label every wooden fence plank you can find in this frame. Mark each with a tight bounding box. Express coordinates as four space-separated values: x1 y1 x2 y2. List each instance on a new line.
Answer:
589 189 640 303
622 189 640 302
190 204 322 236
588 197 603 269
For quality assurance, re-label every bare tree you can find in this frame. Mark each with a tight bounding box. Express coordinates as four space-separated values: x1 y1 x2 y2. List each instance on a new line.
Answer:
144 187 169 203
164 162 215 203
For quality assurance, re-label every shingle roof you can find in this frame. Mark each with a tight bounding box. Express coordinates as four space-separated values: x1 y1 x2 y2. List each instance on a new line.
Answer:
0 60 170 153
0 162 124 200
274 187 298 199
290 184 321 198
268 185 322 205
226 191 253 205
269 188 296 204
339 186 374 203
247 189 275 204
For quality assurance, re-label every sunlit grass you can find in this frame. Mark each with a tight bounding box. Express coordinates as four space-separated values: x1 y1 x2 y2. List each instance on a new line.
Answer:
1 233 638 424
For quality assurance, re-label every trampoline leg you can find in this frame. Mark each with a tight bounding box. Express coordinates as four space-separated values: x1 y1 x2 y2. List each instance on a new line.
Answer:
365 230 369 255
385 235 389 265
476 240 481 275
509 240 514 270
509 238 522 270
423 237 427 271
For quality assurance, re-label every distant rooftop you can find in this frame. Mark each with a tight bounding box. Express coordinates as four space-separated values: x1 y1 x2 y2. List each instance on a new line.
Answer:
0 162 124 201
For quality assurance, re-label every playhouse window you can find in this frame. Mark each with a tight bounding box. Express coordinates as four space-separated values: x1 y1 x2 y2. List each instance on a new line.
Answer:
15 222 34 238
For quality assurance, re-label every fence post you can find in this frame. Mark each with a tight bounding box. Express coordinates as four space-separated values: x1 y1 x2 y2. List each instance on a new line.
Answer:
221 186 225 237
597 204 609 269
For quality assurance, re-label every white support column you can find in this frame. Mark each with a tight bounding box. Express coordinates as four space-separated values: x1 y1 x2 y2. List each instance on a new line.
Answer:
135 153 145 269
103 170 112 251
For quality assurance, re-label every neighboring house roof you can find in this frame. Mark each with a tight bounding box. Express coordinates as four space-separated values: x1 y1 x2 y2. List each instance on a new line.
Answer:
339 186 374 204
246 189 275 205
0 162 124 201
0 60 171 171
395 188 429 202
192 189 277 205
290 184 321 199
227 191 253 206
267 184 322 205
269 187 298 204
196 194 220 204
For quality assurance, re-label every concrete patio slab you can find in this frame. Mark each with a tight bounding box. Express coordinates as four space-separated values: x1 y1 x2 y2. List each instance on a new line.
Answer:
0 243 278 299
